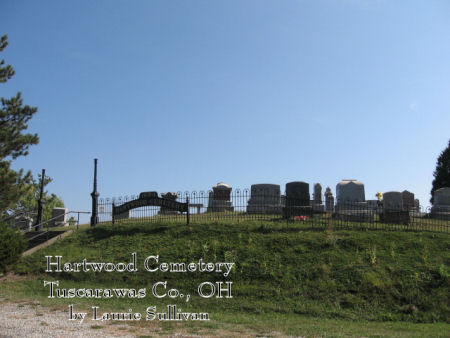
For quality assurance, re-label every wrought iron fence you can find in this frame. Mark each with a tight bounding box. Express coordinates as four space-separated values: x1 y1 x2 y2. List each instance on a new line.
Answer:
97 190 450 233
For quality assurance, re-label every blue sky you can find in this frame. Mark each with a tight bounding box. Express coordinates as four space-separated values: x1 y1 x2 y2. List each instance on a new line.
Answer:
2 0 450 221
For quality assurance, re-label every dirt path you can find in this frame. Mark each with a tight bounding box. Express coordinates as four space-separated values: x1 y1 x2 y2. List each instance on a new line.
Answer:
0 298 160 338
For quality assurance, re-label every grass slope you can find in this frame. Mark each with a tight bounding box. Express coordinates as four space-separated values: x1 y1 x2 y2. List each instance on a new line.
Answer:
3 220 450 335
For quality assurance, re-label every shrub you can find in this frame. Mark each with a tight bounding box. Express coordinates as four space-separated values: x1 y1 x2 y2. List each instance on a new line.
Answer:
0 223 27 272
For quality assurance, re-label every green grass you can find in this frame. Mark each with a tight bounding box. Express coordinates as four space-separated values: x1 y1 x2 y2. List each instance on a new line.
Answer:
109 211 450 232
2 219 450 336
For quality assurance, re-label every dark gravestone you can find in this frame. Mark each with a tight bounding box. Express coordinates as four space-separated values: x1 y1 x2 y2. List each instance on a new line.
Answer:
207 182 234 212
313 183 324 212
212 184 231 201
283 181 312 218
325 187 334 212
159 192 179 215
286 182 310 206
402 190 415 211
139 191 158 199
381 191 409 225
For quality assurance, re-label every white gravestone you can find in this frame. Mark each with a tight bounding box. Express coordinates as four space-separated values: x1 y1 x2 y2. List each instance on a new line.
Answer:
335 179 372 222
431 187 450 220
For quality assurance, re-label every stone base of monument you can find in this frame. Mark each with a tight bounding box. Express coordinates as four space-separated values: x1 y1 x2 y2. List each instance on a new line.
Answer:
247 205 282 214
207 200 234 212
380 211 410 225
333 203 374 222
53 221 69 227
333 210 374 222
312 204 325 213
282 206 313 218
430 205 450 220
430 212 450 220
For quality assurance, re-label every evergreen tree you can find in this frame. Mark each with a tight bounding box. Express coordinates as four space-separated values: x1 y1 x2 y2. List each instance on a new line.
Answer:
14 173 64 221
0 35 39 214
430 140 450 204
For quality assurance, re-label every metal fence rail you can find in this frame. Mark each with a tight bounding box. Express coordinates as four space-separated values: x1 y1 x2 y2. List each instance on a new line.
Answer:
97 190 450 233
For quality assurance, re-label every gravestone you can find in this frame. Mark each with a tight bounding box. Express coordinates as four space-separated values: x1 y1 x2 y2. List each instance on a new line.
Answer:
313 183 325 212
336 179 365 204
283 181 312 218
383 192 403 211
325 187 334 212
159 192 179 215
382 191 409 224
50 207 68 227
286 182 310 206
334 179 372 222
247 184 282 214
207 182 234 212
14 215 33 230
402 190 415 211
366 200 379 210
431 187 450 220
414 199 420 211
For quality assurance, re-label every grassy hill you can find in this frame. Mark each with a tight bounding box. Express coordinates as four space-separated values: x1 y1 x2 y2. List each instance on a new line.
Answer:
3 220 450 336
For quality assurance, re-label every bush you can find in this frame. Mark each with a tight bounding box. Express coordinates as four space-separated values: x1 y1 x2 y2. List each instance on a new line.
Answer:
0 223 27 272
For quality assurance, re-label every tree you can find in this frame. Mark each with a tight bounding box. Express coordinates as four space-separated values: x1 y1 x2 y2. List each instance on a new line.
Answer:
68 216 77 226
0 223 27 272
0 35 39 214
430 140 450 204
14 173 65 222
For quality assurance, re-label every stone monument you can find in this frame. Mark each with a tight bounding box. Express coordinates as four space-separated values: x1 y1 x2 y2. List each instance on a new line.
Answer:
14 215 33 230
312 183 325 212
283 181 312 218
334 179 373 222
402 190 415 211
207 182 234 212
382 191 409 224
247 184 282 214
325 187 334 212
431 187 450 220
159 192 179 215
50 207 68 227
414 199 420 211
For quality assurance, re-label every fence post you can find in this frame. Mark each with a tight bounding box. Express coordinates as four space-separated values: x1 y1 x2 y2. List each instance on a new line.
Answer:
186 196 190 225
90 158 99 226
35 168 45 231
112 203 115 225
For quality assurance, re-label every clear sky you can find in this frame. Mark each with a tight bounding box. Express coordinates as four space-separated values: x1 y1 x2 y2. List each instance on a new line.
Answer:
2 0 450 222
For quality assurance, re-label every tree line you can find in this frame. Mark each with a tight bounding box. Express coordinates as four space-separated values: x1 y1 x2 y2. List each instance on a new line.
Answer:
0 35 64 223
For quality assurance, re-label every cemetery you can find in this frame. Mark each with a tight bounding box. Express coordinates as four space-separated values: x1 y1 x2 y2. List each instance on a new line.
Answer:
92 176 449 233
75 158 449 233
